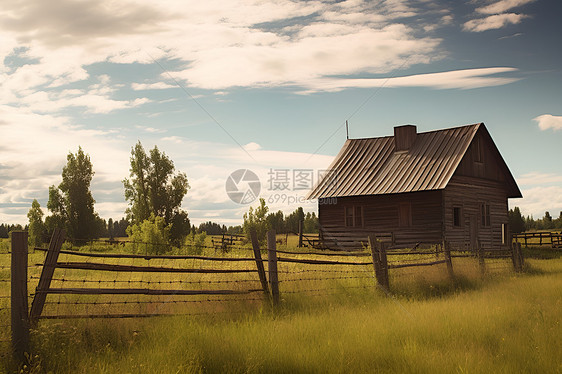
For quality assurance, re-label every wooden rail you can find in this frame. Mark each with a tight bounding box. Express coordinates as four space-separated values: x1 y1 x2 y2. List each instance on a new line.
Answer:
26 230 267 324
34 247 259 261
513 231 562 248
55 262 257 273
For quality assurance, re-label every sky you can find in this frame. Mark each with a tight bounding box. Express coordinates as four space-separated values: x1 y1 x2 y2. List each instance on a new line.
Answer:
0 0 561 227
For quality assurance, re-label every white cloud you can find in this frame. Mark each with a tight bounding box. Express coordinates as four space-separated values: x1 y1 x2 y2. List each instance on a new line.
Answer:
161 136 184 144
0 105 130 221
517 172 562 186
0 0 448 95
514 186 562 218
296 67 519 93
132 82 177 90
533 114 562 131
476 0 536 14
514 171 562 217
243 142 262 151
463 13 527 32
0 104 335 226
137 126 166 133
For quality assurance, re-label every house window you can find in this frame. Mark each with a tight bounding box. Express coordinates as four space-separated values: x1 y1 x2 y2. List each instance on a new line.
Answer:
453 207 462 227
344 206 364 227
399 202 412 227
480 203 490 227
345 206 354 227
354 206 363 227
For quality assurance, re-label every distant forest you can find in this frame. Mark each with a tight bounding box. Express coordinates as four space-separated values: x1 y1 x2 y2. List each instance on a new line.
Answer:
508 208 562 233
4 208 560 240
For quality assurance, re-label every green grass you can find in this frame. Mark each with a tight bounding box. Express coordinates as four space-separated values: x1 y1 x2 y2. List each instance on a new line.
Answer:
1 238 561 373
3 258 558 374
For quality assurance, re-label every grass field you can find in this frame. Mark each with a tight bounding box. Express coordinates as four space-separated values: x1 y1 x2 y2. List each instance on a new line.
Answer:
0 238 561 373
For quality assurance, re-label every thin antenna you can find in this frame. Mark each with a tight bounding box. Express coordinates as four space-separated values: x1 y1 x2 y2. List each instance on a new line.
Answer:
346 120 349 140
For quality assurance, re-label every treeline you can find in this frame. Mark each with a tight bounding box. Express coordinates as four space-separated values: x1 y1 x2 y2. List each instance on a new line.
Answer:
242 199 318 244
0 224 24 238
264 207 318 234
508 207 562 233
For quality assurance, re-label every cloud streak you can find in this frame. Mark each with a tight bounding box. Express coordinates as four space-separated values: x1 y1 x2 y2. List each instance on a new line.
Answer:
464 0 535 32
296 67 519 93
464 13 527 32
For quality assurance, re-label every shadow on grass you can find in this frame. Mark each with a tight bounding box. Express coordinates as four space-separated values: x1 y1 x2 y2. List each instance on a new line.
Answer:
522 247 562 260
388 274 484 301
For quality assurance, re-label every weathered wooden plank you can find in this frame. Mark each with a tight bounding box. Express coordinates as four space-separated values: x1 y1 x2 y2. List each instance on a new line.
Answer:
55 262 257 273
267 230 279 306
250 228 269 296
34 247 258 262
388 259 447 269
30 228 65 323
276 257 372 266
10 231 29 363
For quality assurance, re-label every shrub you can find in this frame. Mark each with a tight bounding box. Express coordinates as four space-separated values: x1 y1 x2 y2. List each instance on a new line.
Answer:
186 231 207 255
126 214 170 255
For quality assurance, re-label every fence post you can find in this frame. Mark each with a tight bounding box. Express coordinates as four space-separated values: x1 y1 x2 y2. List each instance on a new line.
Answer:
477 240 486 276
380 242 389 291
267 230 279 306
298 220 303 248
510 240 519 271
11 231 29 364
249 228 270 297
368 236 389 293
368 236 382 289
443 240 455 282
516 242 524 272
29 228 65 324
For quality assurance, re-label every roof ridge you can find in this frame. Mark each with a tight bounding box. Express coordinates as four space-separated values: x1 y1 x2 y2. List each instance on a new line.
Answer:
349 123 482 141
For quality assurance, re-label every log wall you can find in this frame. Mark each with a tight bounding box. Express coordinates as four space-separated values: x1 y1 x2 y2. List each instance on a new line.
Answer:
443 175 509 251
319 190 443 249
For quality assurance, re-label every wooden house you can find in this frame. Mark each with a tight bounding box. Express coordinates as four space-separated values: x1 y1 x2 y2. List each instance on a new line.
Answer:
307 123 521 251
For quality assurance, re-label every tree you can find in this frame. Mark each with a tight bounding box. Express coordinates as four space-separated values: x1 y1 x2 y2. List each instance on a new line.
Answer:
508 207 525 234
27 199 45 246
169 210 190 246
108 218 114 240
543 211 553 230
198 221 224 235
0 224 9 239
285 207 305 233
123 142 190 243
243 198 270 243
126 214 170 255
303 212 319 233
47 147 99 241
266 210 285 234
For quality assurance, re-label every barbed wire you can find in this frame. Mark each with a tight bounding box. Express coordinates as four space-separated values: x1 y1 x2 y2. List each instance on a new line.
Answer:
279 275 373 283
31 275 260 286
282 284 375 294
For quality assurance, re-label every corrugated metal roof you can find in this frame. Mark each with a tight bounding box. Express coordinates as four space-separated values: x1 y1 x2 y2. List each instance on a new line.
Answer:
307 123 520 199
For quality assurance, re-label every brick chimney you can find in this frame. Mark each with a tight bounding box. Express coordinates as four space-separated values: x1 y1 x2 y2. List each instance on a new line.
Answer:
394 125 417 151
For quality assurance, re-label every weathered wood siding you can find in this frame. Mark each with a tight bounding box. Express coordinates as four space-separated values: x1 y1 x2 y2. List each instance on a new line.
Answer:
455 129 510 185
443 128 512 251
319 190 443 249
443 175 509 251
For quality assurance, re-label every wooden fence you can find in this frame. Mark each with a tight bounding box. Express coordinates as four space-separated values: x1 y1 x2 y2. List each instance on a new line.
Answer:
512 231 562 248
3 229 525 364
